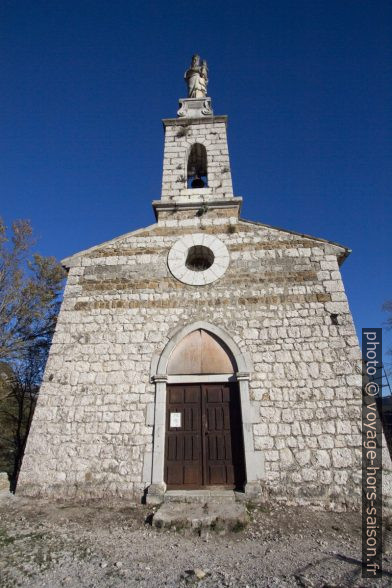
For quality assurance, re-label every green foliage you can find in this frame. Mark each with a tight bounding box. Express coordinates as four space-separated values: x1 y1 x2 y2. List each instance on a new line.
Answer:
0 218 66 489
0 218 66 361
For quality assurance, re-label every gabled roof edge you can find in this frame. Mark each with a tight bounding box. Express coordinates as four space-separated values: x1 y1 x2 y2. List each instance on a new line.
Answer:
61 222 158 268
238 217 351 265
61 216 352 270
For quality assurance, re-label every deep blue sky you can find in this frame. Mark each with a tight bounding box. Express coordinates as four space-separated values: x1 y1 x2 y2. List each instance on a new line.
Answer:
1 1 391 364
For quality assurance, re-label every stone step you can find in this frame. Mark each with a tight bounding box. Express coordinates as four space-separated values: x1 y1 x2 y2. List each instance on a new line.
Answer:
152 501 249 532
164 489 236 504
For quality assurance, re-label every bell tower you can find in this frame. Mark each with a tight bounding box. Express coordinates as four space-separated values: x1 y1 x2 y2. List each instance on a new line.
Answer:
152 55 242 220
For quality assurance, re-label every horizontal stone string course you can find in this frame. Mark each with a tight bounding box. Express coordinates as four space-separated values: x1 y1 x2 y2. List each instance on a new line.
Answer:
229 240 320 251
73 292 332 311
79 270 319 293
84 238 337 259
87 246 169 258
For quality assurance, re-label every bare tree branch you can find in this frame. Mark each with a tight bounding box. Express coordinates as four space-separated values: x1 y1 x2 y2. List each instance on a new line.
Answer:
0 218 66 490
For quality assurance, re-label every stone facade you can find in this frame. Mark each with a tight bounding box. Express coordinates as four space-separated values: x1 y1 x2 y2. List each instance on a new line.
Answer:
18 93 366 510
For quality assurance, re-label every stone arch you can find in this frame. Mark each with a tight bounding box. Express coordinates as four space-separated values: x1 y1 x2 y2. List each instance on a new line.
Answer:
151 321 252 378
167 329 236 375
147 322 262 503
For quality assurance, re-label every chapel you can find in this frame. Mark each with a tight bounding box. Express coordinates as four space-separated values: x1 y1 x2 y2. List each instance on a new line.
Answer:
18 56 364 508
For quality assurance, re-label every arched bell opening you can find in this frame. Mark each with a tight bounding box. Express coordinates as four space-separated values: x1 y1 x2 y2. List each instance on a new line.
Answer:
187 143 208 188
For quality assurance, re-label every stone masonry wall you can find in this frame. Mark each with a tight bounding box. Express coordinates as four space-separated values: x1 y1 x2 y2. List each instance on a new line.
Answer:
161 117 234 201
18 210 363 509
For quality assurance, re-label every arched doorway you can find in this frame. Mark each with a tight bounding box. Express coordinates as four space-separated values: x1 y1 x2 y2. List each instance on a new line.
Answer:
165 330 245 489
147 322 262 503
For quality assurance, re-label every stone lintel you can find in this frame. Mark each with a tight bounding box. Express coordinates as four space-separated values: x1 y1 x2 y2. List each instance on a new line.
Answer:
162 115 228 128
152 198 242 221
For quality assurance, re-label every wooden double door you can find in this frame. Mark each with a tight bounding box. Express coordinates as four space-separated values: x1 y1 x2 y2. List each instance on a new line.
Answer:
164 383 245 489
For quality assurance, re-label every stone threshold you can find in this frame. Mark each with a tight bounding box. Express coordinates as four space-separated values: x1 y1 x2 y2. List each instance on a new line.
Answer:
164 489 240 504
152 500 248 532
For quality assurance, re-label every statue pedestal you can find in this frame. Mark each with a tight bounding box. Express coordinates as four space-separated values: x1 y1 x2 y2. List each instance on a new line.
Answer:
177 97 213 118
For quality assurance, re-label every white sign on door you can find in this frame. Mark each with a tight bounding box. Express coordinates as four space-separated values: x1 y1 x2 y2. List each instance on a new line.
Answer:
170 412 182 428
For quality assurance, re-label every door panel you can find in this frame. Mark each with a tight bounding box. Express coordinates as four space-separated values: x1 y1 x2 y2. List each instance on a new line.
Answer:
165 385 202 487
165 383 245 489
203 383 245 487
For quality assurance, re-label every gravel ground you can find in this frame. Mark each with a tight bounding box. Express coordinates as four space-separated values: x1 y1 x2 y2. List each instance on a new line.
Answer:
0 495 391 587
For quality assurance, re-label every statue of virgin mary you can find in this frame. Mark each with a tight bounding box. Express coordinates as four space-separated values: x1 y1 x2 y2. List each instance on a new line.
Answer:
184 55 208 98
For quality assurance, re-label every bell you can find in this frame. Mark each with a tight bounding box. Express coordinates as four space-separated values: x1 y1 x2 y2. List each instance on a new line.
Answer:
191 175 205 188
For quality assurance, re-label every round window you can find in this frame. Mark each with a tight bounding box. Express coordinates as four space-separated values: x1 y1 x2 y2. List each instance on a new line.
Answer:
167 234 230 286
185 246 214 271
